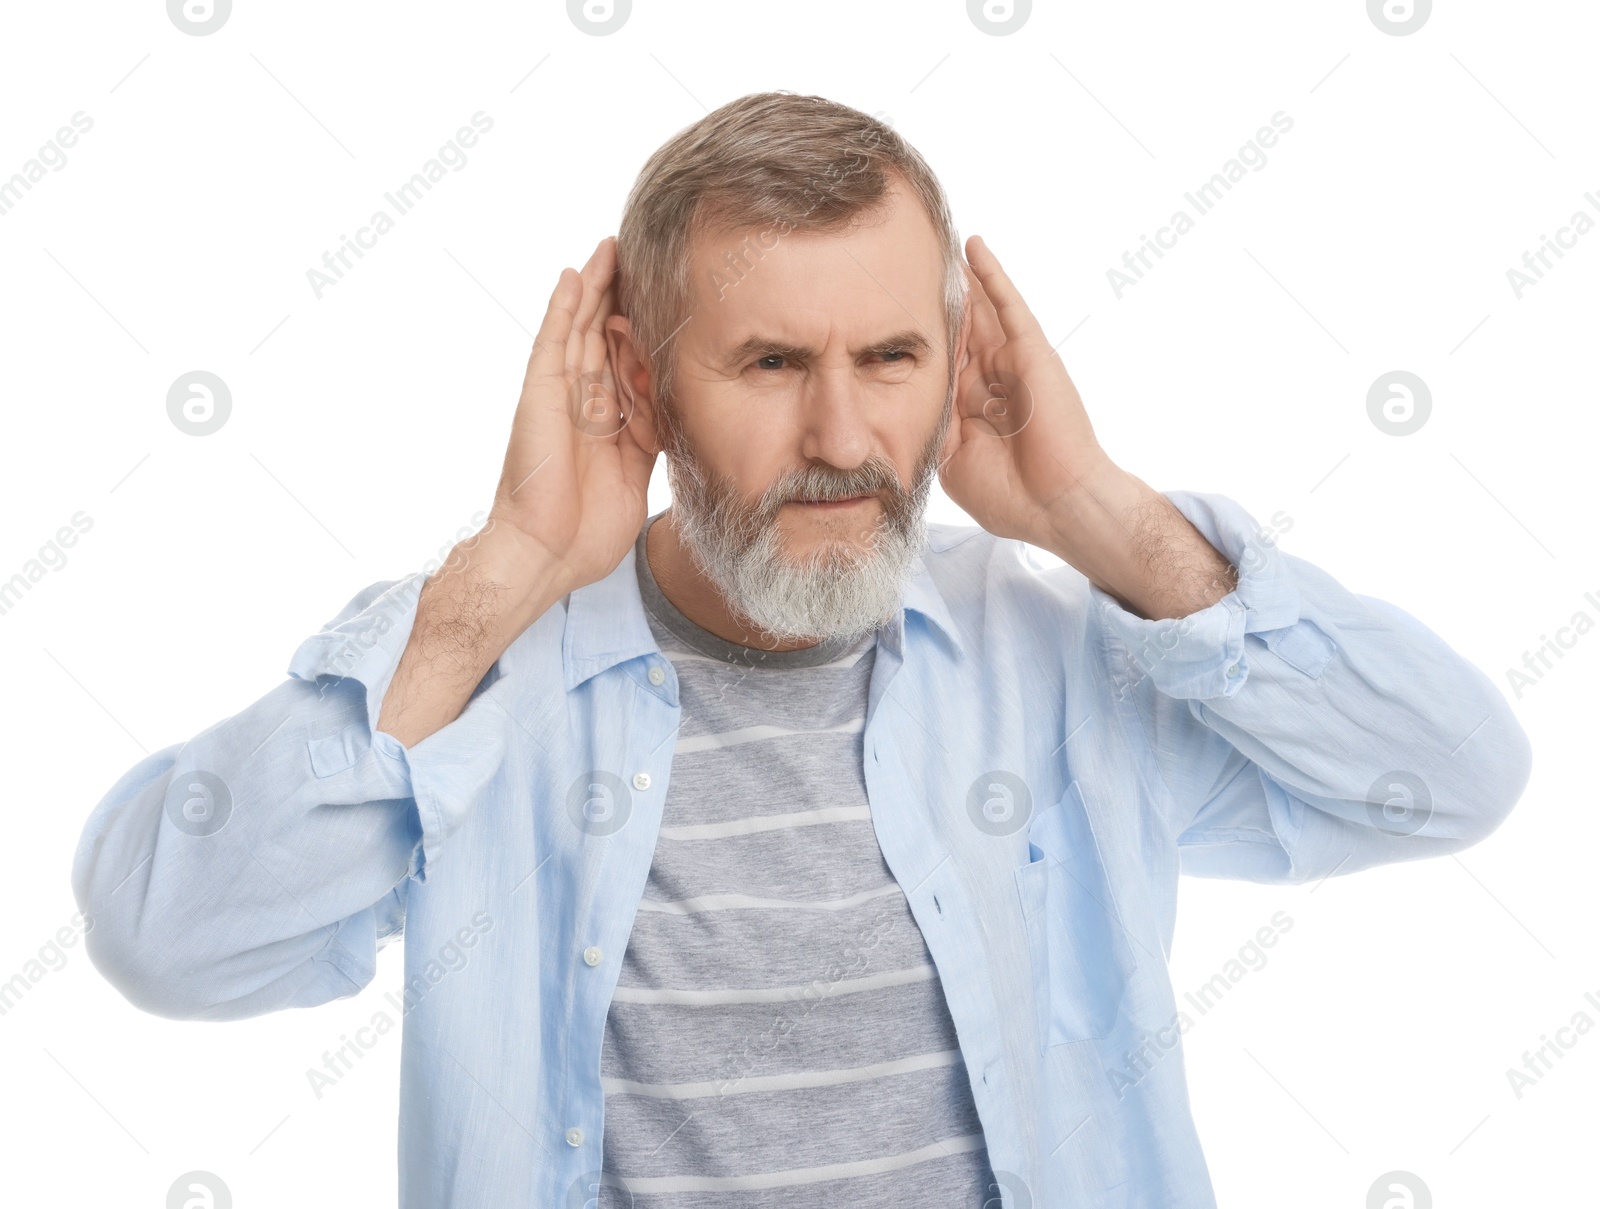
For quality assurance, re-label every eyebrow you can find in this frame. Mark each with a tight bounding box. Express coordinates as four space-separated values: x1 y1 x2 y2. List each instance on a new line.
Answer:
717 329 934 371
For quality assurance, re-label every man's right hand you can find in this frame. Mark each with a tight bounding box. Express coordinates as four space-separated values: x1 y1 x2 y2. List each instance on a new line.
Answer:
377 236 656 748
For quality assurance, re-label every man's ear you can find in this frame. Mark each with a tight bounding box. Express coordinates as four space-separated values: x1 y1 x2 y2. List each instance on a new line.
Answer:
604 313 662 456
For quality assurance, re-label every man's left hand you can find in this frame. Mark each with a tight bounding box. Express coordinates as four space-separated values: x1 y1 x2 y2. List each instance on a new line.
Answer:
937 235 1238 621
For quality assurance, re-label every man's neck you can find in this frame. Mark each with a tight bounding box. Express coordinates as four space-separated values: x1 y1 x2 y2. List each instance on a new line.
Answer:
644 510 823 653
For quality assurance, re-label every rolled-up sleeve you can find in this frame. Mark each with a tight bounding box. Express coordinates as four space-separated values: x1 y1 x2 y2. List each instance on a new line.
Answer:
1095 491 1533 883
71 572 509 1020
285 574 512 881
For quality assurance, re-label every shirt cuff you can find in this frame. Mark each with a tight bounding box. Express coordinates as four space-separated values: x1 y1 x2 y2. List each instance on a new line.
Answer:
1092 491 1312 701
285 573 510 882
287 574 428 727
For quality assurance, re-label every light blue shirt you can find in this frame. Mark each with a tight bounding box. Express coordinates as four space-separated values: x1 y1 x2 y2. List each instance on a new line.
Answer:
72 491 1531 1207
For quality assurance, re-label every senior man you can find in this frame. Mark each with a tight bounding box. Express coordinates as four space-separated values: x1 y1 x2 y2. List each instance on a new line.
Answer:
74 92 1531 1208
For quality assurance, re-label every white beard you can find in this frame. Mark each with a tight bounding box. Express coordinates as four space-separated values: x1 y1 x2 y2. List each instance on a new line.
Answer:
660 405 948 647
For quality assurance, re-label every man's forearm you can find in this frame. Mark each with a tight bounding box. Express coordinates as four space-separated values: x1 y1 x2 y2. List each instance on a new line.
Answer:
1039 458 1238 621
377 532 565 748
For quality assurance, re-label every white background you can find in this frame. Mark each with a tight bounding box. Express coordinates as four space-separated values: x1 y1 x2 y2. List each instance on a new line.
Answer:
1 1 1594 1205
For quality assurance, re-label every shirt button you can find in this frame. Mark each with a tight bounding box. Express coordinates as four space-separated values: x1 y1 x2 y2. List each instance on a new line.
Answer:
565 1126 584 1147
648 665 665 686
583 946 603 966
632 771 651 791
1226 663 1241 677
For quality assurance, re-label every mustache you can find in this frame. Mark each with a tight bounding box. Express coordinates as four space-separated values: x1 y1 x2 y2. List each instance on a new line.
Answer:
763 461 901 508
750 406 951 529
664 393 950 557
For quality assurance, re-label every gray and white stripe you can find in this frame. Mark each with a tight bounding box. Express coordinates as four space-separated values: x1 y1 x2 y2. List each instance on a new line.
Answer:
593 519 993 1206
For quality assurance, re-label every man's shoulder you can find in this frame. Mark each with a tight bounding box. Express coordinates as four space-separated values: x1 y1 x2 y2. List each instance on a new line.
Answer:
921 520 1096 626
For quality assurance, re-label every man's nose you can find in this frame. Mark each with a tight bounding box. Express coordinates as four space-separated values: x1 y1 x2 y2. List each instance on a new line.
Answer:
797 367 874 471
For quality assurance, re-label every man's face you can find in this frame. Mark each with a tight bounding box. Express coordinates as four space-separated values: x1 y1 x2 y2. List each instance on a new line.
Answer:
641 177 958 643
668 178 954 560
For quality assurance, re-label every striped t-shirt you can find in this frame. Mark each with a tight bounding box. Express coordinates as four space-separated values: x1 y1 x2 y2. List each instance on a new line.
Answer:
593 516 995 1207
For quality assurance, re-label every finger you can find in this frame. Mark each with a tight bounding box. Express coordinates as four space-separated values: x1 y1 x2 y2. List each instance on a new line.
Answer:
569 235 617 367
587 279 617 341
579 319 612 405
963 258 1004 351
530 268 581 375
568 237 617 369
966 235 1046 344
569 287 604 382
579 281 618 387
567 297 632 446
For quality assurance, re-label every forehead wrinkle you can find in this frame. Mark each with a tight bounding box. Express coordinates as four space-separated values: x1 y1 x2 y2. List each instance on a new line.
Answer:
712 327 934 372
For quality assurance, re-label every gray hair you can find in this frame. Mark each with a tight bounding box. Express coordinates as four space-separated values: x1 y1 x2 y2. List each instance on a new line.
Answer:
615 91 965 436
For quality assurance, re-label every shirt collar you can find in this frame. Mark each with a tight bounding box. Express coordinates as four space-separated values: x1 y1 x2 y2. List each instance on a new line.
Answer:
560 541 661 693
897 549 966 661
560 537 966 693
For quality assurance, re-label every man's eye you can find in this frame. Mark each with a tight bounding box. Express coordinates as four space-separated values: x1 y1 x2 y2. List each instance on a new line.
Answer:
755 354 786 370
879 349 906 362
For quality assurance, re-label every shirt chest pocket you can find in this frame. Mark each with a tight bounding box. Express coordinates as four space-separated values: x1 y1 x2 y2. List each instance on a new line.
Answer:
1013 785 1140 1048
